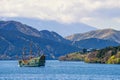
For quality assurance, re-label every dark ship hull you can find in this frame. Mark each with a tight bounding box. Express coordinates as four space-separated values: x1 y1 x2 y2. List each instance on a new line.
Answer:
19 55 45 67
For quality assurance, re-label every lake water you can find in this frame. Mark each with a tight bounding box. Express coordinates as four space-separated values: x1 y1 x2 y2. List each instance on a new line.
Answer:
0 60 120 80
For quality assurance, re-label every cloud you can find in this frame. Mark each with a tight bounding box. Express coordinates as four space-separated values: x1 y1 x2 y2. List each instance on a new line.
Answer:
0 0 120 29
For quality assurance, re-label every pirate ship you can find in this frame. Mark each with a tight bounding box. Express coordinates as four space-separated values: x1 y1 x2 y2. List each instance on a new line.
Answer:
18 43 45 67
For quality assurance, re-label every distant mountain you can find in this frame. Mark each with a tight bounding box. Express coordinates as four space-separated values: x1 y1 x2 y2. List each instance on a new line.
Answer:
66 29 120 43
1 17 97 36
0 21 69 44
0 21 80 60
1 21 119 60
73 38 119 49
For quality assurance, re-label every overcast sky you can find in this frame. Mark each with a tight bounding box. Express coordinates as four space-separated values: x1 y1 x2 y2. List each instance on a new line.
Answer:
0 0 120 30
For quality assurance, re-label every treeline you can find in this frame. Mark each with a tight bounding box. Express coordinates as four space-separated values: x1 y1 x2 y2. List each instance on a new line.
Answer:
59 52 86 61
59 46 120 64
85 46 120 64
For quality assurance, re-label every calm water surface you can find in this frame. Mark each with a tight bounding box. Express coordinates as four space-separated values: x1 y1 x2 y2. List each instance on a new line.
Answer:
0 60 120 80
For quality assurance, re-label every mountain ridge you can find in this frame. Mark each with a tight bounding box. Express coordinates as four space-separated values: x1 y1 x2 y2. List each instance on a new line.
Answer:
1 17 97 36
0 21 41 37
66 28 120 43
73 38 119 49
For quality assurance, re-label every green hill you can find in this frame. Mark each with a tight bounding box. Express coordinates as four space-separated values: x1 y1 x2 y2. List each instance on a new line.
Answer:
59 52 86 61
59 46 120 64
85 46 120 64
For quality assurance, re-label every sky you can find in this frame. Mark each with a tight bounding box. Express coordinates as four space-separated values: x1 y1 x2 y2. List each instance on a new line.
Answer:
0 0 120 32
